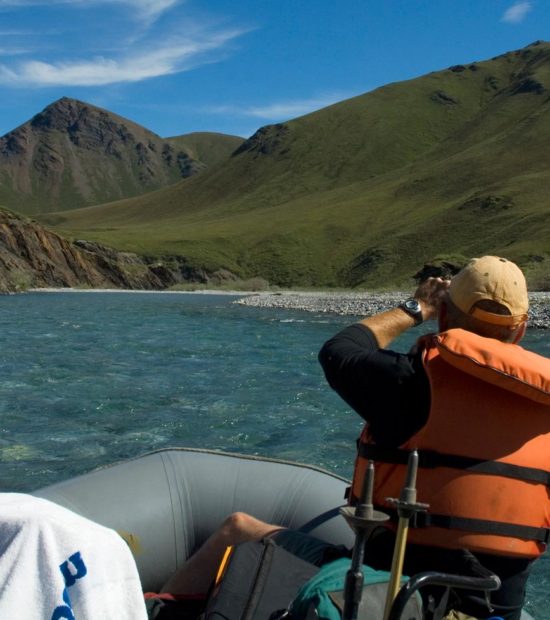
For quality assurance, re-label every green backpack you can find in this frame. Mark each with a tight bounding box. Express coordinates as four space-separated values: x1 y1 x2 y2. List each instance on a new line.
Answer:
288 557 423 620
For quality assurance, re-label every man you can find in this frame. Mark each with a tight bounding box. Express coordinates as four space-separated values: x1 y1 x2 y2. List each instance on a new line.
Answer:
155 256 549 619
318 256 550 619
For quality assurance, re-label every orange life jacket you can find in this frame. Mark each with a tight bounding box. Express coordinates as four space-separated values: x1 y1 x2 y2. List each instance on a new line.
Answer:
351 328 550 558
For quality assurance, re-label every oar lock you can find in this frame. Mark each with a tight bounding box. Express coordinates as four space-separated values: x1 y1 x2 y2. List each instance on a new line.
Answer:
385 449 429 519
339 451 430 620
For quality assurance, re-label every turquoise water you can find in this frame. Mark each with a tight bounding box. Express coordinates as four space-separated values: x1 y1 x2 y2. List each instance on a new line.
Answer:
0 291 548 616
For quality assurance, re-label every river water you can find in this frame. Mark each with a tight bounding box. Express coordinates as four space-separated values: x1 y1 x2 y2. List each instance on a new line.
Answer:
0 291 548 616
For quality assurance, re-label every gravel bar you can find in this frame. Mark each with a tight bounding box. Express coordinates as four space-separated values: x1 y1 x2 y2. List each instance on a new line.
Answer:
236 291 550 329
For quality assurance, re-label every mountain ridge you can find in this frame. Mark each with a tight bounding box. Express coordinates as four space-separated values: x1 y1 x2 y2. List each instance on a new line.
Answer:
9 41 550 289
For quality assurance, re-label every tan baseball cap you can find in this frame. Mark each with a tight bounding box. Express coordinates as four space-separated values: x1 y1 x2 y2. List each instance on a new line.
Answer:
448 256 529 326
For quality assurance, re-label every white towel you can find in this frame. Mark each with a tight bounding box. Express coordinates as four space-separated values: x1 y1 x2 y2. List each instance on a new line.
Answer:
0 493 148 620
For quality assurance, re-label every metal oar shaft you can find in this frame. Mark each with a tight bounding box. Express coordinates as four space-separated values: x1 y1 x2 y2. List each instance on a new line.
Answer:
342 528 368 620
341 461 389 620
342 462 374 620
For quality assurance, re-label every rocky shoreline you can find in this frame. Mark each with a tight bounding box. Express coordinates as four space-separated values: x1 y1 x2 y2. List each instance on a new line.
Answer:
236 291 550 329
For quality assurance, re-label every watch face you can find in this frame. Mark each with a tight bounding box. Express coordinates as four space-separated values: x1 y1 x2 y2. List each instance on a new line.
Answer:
405 299 421 313
400 298 423 324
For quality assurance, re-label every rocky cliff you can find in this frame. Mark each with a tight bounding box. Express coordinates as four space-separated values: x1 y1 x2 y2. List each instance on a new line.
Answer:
0 209 226 293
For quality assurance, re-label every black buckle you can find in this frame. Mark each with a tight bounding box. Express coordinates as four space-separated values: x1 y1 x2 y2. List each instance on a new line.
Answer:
410 512 430 529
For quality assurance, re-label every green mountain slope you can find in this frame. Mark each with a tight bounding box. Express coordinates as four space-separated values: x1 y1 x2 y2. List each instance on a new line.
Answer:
166 132 246 168
0 98 244 215
40 42 550 288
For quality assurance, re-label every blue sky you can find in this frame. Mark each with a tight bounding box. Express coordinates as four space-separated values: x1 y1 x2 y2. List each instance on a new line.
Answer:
0 0 548 139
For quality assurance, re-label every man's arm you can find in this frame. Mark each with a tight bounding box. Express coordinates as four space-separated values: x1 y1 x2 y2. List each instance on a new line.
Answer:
360 277 450 349
318 278 449 444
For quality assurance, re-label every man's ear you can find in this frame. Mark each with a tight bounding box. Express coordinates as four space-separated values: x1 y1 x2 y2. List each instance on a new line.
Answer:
512 321 527 344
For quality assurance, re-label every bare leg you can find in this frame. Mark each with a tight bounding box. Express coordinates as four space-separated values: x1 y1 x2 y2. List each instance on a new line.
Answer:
160 512 284 595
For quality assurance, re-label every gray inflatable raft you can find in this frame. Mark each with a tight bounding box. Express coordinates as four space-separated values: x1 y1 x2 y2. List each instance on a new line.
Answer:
33 447 536 619
33 447 354 592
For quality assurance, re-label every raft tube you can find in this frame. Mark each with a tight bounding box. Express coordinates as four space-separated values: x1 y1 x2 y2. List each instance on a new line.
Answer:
33 447 536 619
33 448 354 592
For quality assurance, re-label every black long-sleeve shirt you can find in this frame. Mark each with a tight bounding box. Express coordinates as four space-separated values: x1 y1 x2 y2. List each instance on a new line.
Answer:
318 323 431 447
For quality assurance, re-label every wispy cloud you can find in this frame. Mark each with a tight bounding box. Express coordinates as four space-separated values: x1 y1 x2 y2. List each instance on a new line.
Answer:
0 28 39 35
208 93 348 121
111 0 181 24
0 0 180 22
0 28 247 86
0 0 253 88
133 0 179 21
0 46 32 55
501 1 532 23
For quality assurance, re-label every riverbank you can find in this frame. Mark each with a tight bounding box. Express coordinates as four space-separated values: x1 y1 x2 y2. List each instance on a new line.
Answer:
236 291 550 329
23 286 550 328
28 287 251 295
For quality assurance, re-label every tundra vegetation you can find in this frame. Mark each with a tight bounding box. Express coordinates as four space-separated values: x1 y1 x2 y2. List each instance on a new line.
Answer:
0 42 549 291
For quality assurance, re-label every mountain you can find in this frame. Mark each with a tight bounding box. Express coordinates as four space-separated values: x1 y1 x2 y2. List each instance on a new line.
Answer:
0 98 244 214
166 132 246 169
38 43 550 288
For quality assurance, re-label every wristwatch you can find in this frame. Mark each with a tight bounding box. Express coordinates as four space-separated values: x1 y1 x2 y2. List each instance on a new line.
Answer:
399 298 424 325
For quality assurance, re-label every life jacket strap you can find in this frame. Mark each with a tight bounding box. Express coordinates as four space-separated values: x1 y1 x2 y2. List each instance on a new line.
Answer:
404 510 550 545
358 444 550 487
348 497 550 545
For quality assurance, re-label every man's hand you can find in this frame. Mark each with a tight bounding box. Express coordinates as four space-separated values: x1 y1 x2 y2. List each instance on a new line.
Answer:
359 277 450 349
414 277 450 322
